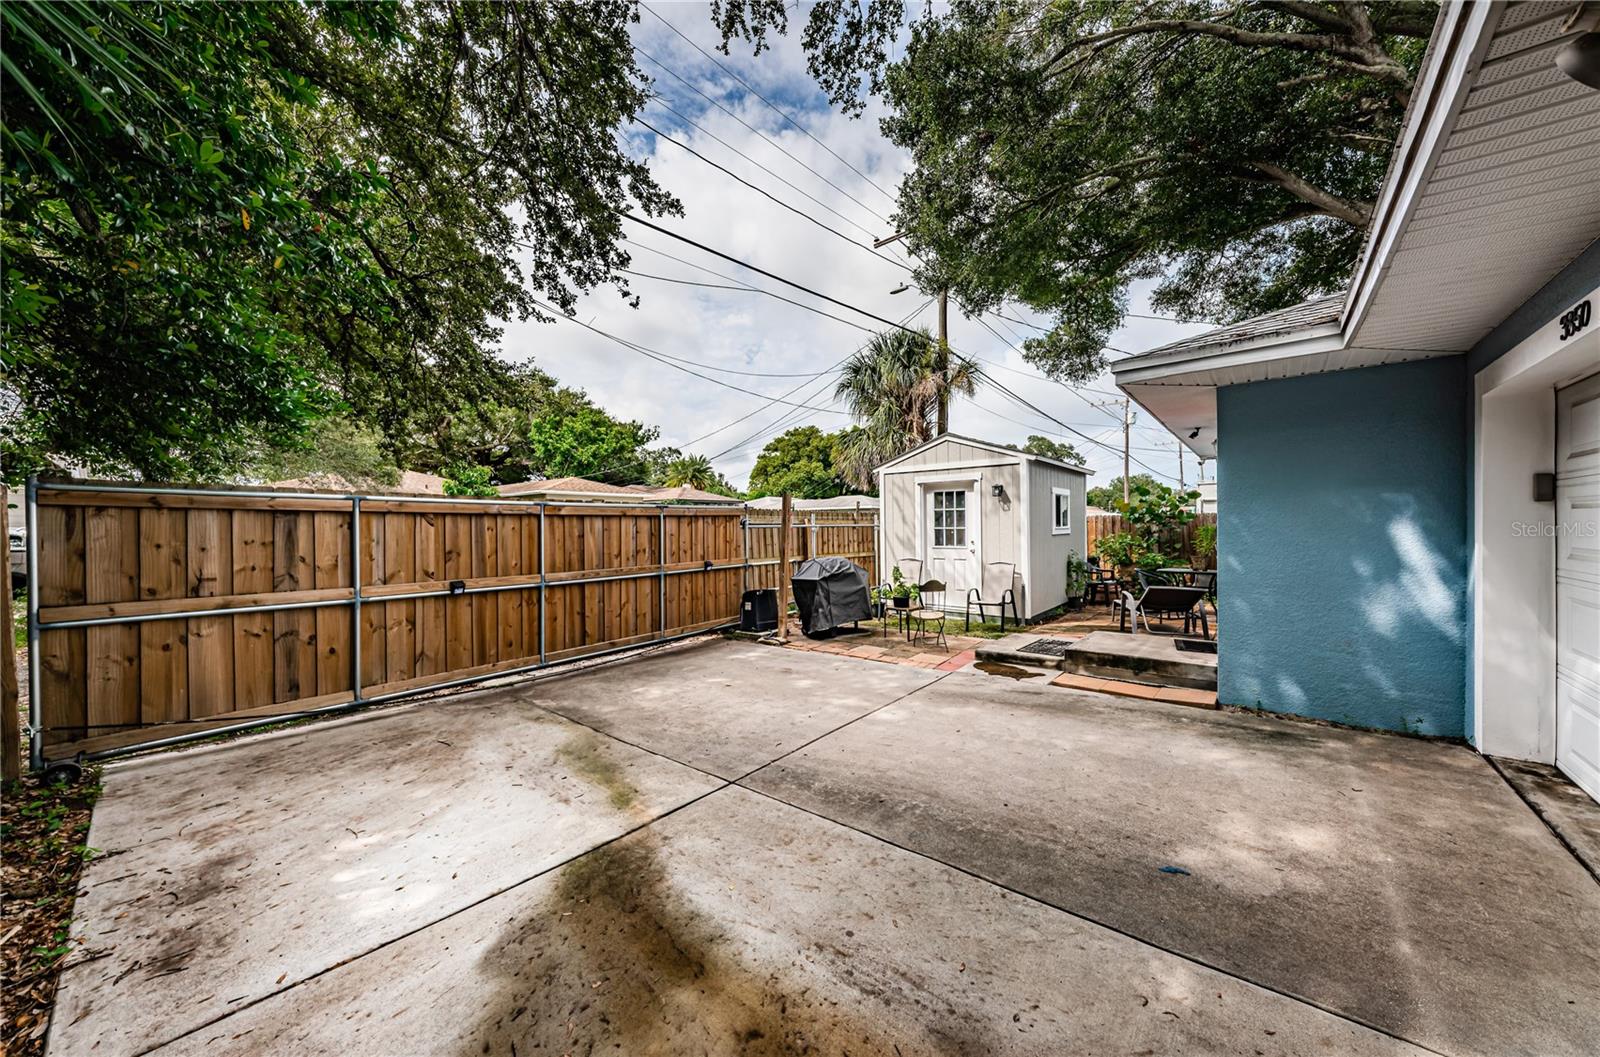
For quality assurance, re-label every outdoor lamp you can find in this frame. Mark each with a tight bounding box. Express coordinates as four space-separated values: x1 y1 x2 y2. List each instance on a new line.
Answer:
991 484 1005 498
1556 32 1600 88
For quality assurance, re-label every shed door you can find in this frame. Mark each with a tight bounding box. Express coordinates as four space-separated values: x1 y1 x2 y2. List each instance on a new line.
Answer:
923 485 978 603
1556 371 1600 803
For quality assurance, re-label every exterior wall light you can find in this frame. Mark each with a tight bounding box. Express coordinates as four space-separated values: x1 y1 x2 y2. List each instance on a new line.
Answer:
991 484 1005 499
1557 31 1600 88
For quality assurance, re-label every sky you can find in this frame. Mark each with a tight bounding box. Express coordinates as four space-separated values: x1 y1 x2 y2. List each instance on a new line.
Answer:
499 2 1217 491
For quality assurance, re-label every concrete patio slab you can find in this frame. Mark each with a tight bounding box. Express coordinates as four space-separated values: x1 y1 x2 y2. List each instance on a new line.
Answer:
148 787 1427 1057
46 640 1600 1057
526 638 939 777
49 691 722 1057
744 671 1600 1057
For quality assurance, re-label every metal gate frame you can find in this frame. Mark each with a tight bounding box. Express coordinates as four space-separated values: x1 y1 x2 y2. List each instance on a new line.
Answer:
24 477 746 771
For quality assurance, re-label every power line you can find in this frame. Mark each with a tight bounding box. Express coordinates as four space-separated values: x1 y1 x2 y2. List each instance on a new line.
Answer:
621 242 873 334
644 95 888 246
636 116 911 274
704 298 936 467
642 5 900 207
622 213 923 336
530 297 850 417
631 42 895 234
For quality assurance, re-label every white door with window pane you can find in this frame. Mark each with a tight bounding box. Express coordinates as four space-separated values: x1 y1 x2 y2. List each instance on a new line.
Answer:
924 486 978 604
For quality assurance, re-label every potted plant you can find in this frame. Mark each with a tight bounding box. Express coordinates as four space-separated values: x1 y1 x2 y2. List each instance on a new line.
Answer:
869 585 888 619
1095 532 1137 579
1065 552 1090 609
887 566 920 609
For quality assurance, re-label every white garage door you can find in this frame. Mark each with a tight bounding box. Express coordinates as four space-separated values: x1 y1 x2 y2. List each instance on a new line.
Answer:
1556 371 1600 803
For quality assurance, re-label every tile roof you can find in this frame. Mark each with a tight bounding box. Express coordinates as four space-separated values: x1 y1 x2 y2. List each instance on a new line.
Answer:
496 476 638 497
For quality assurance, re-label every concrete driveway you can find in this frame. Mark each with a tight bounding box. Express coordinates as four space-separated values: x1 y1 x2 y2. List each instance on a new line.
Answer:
49 639 1600 1057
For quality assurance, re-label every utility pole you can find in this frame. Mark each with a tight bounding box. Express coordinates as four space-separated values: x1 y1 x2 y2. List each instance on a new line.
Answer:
1178 445 1185 491
874 231 951 437
936 288 950 435
1122 398 1132 505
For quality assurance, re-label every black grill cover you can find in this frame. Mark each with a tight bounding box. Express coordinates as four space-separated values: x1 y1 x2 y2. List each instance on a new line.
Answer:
790 556 872 635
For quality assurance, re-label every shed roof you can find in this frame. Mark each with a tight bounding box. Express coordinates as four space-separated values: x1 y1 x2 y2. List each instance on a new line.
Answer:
874 433 1092 475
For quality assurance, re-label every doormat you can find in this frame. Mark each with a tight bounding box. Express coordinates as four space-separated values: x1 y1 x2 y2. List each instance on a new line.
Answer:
1021 639 1074 657
1174 638 1218 654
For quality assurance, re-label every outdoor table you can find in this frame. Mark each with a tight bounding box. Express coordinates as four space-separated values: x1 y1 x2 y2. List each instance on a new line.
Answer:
1156 567 1199 586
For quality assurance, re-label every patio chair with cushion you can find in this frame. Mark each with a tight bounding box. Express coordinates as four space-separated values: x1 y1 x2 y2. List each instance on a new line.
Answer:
911 580 948 648
966 561 1020 631
1117 573 1210 638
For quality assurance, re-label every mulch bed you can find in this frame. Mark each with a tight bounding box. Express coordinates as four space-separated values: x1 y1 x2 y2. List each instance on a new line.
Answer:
2 769 103 1057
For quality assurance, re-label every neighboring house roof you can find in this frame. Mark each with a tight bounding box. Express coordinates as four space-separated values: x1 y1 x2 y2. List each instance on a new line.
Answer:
495 476 740 504
1112 5 1600 459
874 433 1092 475
268 470 447 495
744 494 880 511
643 485 743 505
496 476 637 498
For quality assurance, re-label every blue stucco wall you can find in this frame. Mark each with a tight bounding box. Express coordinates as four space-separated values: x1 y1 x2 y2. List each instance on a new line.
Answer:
1217 357 1468 736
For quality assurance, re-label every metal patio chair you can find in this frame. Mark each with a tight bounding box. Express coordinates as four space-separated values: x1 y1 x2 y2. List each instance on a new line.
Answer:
911 579 948 648
966 561 1020 631
1085 555 1119 606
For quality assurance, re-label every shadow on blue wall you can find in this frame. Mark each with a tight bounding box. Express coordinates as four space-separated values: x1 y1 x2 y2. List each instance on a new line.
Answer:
1217 358 1468 736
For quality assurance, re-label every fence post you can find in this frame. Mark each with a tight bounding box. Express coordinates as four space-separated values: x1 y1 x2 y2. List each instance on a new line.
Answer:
658 507 668 640
1 483 18 784
350 495 363 700
806 514 816 562
741 515 749 596
537 504 547 666
775 494 792 641
24 476 42 773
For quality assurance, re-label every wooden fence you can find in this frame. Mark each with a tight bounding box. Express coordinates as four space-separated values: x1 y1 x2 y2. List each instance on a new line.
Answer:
1084 512 1218 566
742 509 879 592
25 481 749 764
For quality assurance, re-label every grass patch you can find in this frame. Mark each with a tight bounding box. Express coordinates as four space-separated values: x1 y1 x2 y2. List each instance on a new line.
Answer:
859 614 1014 639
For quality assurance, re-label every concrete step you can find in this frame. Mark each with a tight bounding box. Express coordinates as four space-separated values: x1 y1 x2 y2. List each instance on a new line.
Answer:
976 630 1217 691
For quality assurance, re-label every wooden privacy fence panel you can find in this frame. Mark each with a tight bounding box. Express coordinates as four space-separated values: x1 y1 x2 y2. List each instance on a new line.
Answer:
742 509 878 592
27 482 744 763
1084 513 1218 567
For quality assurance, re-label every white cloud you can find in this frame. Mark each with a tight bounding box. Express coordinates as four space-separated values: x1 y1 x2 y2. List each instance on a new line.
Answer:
496 2 1214 489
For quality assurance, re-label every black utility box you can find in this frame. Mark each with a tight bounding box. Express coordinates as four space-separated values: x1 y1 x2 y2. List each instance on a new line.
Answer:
740 588 779 632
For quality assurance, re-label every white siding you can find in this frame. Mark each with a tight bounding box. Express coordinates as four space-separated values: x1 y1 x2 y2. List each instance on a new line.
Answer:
878 438 1024 609
1026 460 1087 617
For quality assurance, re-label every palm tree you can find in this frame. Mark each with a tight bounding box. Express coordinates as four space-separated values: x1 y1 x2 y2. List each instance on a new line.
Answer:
833 327 980 488
663 454 721 490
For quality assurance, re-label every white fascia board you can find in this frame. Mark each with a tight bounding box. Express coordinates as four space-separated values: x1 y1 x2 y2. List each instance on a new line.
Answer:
1342 2 1497 342
881 458 1018 476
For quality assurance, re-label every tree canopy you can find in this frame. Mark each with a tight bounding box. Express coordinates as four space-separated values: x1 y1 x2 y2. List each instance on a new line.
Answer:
1 0 676 481
745 426 852 499
833 327 979 489
1087 473 1180 510
1008 435 1086 466
716 0 1435 383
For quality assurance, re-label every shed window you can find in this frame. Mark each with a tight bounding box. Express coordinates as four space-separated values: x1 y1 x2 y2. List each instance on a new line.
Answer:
932 489 966 547
1051 487 1072 534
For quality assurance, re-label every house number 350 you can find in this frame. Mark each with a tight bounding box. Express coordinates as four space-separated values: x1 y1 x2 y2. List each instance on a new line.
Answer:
1558 299 1591 341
